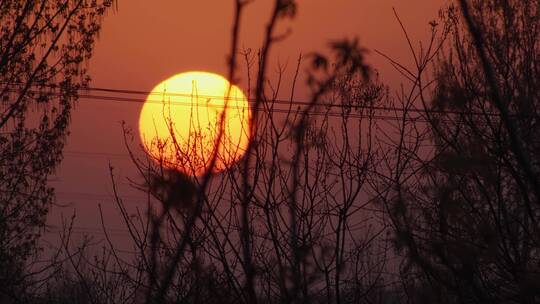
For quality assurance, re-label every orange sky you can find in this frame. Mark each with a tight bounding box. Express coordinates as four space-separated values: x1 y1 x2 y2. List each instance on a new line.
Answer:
90 0 447 90
49 0 447 243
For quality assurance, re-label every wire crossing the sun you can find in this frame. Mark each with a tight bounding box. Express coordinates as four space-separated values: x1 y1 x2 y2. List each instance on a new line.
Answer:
1 81 510 119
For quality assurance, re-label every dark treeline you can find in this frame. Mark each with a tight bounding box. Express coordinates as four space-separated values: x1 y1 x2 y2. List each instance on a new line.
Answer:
1 0 539 303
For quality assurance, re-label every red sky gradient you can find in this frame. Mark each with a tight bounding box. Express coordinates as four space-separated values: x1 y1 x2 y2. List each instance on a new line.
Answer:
48 0 447 244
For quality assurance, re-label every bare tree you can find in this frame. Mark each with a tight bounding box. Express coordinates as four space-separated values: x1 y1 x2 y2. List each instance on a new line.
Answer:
87 0 397 301
104 64 391 304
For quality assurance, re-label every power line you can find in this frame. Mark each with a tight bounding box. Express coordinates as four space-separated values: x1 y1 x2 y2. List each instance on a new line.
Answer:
1 82 510 118
1 89 434 124
85 85 509 118
4 89 486 125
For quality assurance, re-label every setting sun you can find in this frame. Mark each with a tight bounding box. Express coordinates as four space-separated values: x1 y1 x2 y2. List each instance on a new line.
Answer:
138 71 250 176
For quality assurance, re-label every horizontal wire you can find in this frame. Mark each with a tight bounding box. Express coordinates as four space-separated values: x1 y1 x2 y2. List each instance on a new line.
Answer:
48 91 479 124
1 81 510 117
4 88 450 123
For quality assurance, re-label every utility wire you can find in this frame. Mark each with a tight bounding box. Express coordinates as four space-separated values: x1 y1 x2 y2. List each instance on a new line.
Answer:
1 82 512 118
3 88 495 125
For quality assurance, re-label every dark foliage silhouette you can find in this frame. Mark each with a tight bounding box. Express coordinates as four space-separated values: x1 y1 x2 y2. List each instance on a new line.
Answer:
0 0 114 302
377 0 540 302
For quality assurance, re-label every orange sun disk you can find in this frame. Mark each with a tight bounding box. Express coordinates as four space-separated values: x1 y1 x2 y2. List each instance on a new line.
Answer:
138 71 251 176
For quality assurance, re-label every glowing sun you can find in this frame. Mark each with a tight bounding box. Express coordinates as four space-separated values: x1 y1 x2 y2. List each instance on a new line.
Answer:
138 71 250 176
